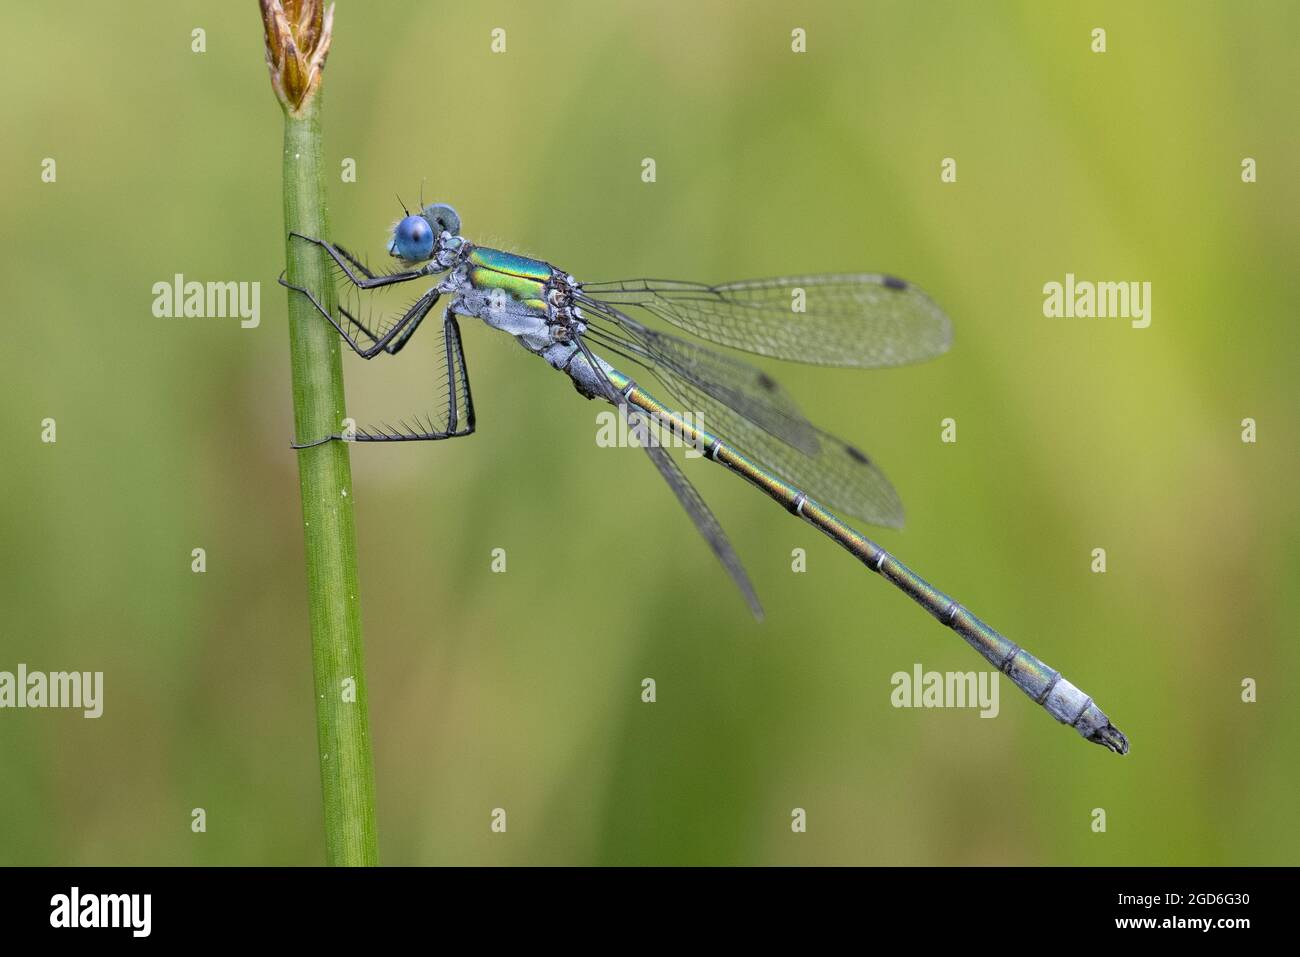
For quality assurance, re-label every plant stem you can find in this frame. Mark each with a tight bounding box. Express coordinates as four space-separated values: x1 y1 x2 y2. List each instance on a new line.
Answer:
281 97 378 866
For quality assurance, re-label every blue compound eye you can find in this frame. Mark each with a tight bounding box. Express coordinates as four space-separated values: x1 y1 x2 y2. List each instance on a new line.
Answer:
389 214 435 260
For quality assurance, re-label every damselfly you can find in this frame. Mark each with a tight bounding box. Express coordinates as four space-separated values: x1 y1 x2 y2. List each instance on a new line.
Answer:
280 202 1129 754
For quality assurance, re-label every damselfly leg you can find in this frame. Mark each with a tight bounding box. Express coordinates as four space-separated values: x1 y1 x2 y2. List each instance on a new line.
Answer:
289 231 430 289
282 233 477 447
280 234 439 357
290 307 475 448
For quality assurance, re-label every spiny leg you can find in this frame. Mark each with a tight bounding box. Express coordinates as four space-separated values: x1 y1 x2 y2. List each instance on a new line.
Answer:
292 308 477 449
442 313 476 432
279 271 440 358
329 242 381 280
319 241 437 353
384 298 436 355
288 232 429 289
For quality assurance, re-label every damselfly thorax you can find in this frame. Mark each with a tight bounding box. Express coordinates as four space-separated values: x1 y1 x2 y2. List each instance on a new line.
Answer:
436 242 613 398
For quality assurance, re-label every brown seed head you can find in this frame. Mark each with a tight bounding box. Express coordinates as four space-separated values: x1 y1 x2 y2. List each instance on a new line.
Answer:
259 0 334 114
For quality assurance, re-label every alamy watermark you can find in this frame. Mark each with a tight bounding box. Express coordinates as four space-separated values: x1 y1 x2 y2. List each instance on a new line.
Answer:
0 664 103 718
152 273 260 328
596 406 707 458
1042 273 1151 329
890 663 999 718
50 887 150 937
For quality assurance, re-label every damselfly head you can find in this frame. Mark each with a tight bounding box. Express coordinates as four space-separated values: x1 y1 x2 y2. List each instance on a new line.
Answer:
388 215 434 262
387 202 462 263
420 203 461 238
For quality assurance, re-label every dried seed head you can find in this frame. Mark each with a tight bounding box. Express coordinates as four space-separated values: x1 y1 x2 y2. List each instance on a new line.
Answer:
260 0 334 114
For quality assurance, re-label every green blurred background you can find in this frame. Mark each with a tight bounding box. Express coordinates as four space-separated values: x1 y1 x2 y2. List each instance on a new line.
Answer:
1 1 1296 865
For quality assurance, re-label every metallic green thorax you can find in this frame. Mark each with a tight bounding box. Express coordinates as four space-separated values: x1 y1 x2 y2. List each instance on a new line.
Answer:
467 246 552 309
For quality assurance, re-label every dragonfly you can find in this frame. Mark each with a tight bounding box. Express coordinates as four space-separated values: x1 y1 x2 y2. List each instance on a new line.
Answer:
279 201 1129 755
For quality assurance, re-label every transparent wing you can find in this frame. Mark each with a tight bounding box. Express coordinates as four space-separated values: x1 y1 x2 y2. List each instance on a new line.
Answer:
623 404 763 621
579 299 904 527
580 274 952 368
572 334 763 619
578 298 818 455
324 242 435 346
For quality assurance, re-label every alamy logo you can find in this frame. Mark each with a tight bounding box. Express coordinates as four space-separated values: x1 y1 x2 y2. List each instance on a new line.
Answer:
1042 273 1151 328
890 663 999 718
152 273 261 328
0 665 103 718
50 887 150 937
595 406 707 458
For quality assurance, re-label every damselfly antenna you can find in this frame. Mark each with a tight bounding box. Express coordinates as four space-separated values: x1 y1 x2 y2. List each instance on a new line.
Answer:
396 193 410 216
